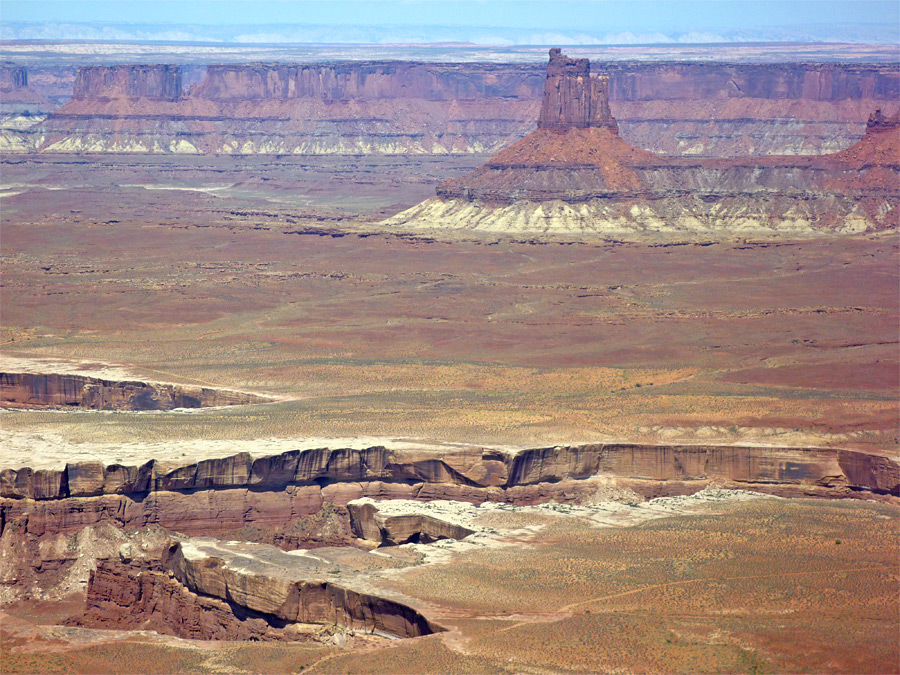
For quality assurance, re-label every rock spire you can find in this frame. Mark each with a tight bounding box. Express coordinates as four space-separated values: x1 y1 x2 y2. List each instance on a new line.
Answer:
538 48 617 132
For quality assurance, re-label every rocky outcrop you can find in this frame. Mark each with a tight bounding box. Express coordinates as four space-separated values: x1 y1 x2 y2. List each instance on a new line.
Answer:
0 65 75 107
387 49 899 238
0 65 52 114
159 539 443 638
3 443 897 502
73 65 182 100
539 48 616 132
1 443 895 514
75 561 308 641
348 500 475 546
72 538 443 640
0 65 27 90
0 372 270 411
3 59 896 156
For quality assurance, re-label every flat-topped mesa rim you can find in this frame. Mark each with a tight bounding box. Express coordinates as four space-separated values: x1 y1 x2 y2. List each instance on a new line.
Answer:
7 57 897 157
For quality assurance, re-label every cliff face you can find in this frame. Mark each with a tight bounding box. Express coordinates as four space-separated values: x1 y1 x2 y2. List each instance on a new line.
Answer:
4 59 896 156
194 62 543 102
2 443 895 506
74 537 444 641
0 65 27 90
77 562 306 641
73 65 182 100
389 49 899 238
606 62 898 102
0 372 270 411
0 443 895 609
539 48 616 131
14 62 542 155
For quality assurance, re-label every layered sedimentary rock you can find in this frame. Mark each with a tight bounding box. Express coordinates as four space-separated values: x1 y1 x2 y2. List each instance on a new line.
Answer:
193 62 541 102
16 62 542 155
349 499 475 546
0 65 63 149
0 372 270 410
78 562 305 641
0 64 27 90
2 59 896 155
1 443 895 607
76 538 443 640
387 50 899 238
2 443 895 507
607 61 899 156
539 48 616 131
72 65 182 101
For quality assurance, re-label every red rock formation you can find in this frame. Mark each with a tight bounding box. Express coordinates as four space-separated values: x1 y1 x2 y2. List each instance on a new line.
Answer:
74 541 445 641
192 62 543 102
605 62 899 102
1 442 894 607
539 48 616 132
1 444 895 524
0 372 270 411
13 58 897 156
73 65 182 100
74 562 314 641
0 64 27 90
417 49 900 235
348 501 476 546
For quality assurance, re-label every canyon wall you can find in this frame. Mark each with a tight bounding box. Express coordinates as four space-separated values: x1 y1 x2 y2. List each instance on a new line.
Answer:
0 65 27 90
77 551 443 640
1 443 895 609
2 61 896 156
0 372 270 411
73 65 182 100
193 62 542 102
2 443 895 506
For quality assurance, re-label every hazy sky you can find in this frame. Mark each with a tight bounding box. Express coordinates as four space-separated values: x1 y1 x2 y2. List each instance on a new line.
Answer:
4 0 898 31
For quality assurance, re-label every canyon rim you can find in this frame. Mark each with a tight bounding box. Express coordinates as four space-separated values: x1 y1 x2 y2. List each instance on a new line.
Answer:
1 5 899 674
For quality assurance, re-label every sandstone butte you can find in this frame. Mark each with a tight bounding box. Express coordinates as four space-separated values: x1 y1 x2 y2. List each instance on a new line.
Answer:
384 48 900 238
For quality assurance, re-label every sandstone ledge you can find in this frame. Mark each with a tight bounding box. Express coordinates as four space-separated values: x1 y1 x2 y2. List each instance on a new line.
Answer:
1 442 896 503
74 537 443 640
0 372 272 411
349 498 476 546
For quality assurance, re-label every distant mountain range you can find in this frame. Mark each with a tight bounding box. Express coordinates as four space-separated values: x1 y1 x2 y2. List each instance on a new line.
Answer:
2 21 898 45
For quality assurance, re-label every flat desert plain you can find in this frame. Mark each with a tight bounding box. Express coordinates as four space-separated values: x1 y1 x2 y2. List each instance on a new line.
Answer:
1 152 898 674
